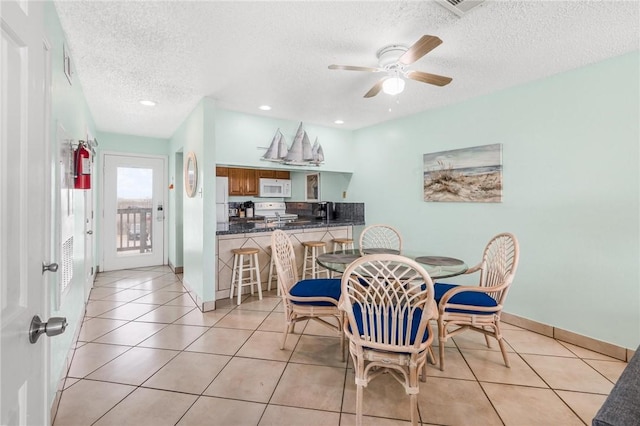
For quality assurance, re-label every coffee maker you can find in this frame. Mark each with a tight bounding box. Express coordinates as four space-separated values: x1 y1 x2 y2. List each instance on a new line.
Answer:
315 202 333 221
244 201 254 218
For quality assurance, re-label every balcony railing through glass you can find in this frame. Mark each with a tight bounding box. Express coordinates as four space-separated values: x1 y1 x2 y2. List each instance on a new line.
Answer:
116 207 153 253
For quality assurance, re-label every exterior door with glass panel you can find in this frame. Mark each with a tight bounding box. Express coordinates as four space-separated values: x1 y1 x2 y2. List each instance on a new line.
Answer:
103 154 166 271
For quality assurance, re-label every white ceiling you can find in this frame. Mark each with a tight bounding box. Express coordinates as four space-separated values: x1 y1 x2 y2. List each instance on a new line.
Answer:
54 1 639 139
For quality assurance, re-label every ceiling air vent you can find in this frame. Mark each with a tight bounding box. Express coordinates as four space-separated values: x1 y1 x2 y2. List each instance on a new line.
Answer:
436 0 485 17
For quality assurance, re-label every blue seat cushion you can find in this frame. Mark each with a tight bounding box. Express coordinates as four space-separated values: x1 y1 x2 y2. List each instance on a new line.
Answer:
351 304 430 344
434 283 498 315
290 278 341 306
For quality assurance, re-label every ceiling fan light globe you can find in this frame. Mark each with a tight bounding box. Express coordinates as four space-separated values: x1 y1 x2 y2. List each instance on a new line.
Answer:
382 77 405 95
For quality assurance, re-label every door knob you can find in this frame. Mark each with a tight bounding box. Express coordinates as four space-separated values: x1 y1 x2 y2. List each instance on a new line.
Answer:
42 262 59 274
86 230 93 235
29 315 67 344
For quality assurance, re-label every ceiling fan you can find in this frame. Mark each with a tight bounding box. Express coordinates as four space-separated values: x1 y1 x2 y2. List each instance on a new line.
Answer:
328 35 452 98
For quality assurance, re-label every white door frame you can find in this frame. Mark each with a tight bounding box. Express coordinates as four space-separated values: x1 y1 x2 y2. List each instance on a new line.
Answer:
99 151 168 271
83 131 96 299
84 187 95 301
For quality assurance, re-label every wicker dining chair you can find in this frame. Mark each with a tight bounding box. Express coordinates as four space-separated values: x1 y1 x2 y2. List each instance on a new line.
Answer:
340 254 437 426
435 232 520 371
270 230 345 359
358 224 402 255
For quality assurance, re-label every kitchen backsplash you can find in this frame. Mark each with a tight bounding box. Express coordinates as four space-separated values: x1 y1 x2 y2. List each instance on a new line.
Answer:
285 202 315 218
333 202 365 221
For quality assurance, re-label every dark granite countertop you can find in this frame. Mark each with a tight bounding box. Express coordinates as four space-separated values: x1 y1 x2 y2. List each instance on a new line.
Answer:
216 218 364 235
228 215 266 222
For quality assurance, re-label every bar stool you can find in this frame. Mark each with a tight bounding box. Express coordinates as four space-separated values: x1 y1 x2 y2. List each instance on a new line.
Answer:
302 241 329 279
332 238 354 252
330 238 354 278
267 245 280 296
229 247 263 305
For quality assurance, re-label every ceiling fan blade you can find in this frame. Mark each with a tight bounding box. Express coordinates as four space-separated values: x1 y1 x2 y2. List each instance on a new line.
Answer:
407 70 452 87
364 78 386 98
398 35 443 65
328 64 382 72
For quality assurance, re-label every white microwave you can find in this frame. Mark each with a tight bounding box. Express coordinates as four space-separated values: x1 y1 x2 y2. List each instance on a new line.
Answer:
259 178 292 198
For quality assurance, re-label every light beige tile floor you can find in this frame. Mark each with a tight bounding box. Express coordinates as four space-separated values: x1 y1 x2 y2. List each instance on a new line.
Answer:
53 266 627 425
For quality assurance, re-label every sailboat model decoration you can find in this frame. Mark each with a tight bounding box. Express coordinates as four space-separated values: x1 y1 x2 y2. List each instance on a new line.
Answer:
261 129 289 162
261 123 324 166
311 137 324 164
285 122 313 164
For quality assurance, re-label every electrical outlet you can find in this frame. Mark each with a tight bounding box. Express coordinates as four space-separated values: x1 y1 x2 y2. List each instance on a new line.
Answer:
342 191 347 199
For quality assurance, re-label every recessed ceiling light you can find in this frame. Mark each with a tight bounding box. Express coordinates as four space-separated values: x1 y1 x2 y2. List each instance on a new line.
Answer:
334 120 344 125
258 105 272 111
139 100 157 106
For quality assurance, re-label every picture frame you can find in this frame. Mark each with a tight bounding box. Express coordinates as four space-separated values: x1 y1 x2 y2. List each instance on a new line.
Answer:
305 173 320 201
184 152 198 198
423 143 503 203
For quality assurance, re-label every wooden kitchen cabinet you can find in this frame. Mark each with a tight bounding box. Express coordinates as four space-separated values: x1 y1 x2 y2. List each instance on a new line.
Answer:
219 166 288 196
228 167 258 196
258 169 290 179
258 170 275 178
228 168 245 195
244 169 259 195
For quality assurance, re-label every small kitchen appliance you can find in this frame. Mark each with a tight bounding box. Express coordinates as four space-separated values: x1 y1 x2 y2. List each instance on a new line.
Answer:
314 201 334 220
259 178 292 198
254 202 298 223
244 201 254 218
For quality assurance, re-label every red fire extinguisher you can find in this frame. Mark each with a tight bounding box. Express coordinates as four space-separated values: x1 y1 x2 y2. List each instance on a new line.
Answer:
74 142 91 189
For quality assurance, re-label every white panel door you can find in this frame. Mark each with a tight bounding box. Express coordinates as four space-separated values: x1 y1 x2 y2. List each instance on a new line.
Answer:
103 154 166 271
0 1 51 424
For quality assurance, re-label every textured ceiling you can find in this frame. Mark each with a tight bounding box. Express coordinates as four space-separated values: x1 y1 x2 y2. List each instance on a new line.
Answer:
54 1 639 139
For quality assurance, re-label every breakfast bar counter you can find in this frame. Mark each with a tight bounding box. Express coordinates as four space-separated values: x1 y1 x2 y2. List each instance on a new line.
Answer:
215 221 363 302
216 218 365 235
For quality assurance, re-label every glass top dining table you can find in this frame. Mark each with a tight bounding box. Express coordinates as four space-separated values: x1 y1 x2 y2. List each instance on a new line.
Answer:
316 249 468 279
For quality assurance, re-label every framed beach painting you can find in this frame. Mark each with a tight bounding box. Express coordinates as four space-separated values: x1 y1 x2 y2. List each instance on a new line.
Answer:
423 144 503 203
305 173 320 201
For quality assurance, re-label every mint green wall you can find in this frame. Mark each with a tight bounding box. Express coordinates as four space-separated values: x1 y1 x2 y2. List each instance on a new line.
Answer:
286 170 353 202
213 109 356 203
351 52 640 349
202 98 218 301
319 171 354 201
170 102 205 297
214 109 355 173
224 170 353 203
97 132 169 155
44 1 97 407
171 152 184 268
168 99 217 302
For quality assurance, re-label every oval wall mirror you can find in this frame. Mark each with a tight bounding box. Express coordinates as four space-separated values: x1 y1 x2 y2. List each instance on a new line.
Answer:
185 152 198 197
